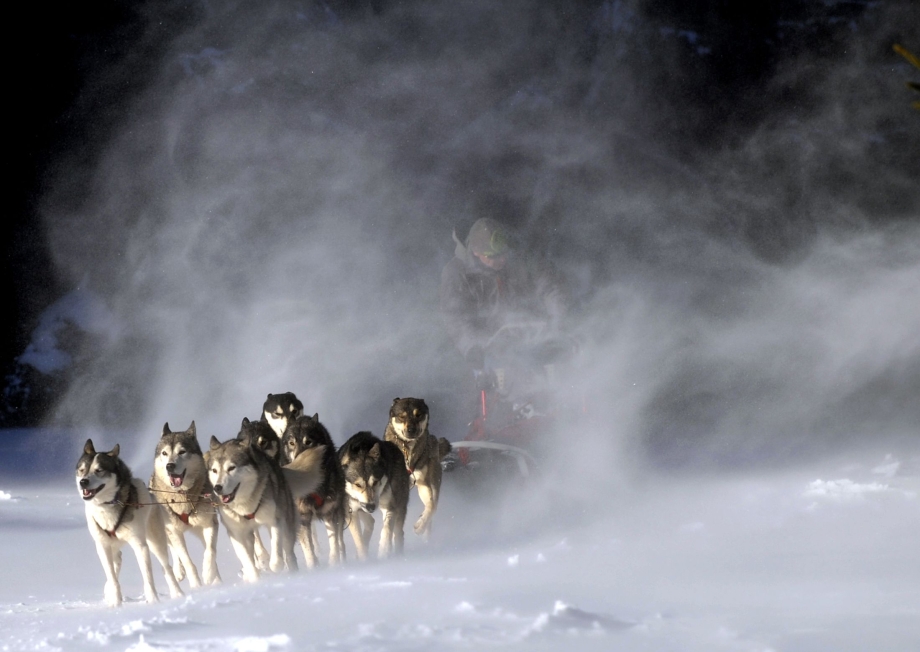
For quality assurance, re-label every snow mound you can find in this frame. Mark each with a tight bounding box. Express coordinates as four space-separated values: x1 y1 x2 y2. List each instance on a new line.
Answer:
125 633 290 652
803 478 916 504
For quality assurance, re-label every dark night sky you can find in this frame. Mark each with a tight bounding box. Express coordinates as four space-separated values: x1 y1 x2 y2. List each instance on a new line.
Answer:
2 0 851 336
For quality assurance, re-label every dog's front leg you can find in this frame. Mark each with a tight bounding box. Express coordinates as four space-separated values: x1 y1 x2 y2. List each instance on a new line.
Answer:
347 505 372 561
268 523 285 573
126 537 160 604
298 510 318 569
252 530 270 570
227 526 259 582
414 481 437 540
377 507 395 559
146 523 184 599
201 521 222 585
165 525 200 588
95 541 123 607
324 510 345 566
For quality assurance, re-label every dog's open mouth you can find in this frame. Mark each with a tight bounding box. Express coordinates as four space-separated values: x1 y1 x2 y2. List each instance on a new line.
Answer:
217 484 238 504
81 484 104 500
169 470 186 488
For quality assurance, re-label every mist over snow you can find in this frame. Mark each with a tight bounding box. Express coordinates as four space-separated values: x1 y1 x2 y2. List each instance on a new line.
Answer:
32 0 918 473
3 1 919 650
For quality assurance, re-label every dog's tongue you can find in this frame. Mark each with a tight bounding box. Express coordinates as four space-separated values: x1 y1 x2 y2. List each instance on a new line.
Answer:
82 488 93 498
169 474 183 488
221 494 233 504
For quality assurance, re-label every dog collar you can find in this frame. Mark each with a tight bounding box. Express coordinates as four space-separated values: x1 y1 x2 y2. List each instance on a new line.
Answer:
243 491 264 520
396 438 417 474
307 492 324 508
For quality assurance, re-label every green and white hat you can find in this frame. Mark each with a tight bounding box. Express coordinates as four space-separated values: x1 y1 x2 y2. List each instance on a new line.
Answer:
467 218 509 257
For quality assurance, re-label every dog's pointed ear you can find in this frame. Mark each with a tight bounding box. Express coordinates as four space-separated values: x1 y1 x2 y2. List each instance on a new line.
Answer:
162 423 171 437
311 413 319 423
108 444 120 458
210 435 221 450
188 421 196 435
340 450 350 465
84 439 96 456
392 397 400 405
241 417 251 427
369 442 381 461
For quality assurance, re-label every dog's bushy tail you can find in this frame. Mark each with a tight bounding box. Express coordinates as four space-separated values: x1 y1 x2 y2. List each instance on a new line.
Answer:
437 437 452 460
282 446 326 500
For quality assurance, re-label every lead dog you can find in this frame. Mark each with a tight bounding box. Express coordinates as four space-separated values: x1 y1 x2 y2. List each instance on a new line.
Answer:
76 439 183 606
384 397 452 539
150 421 222 587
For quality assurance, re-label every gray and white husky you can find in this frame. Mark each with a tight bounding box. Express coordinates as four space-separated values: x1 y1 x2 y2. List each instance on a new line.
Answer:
76 439 183 607
150 421 221 587
338 431 410 560
207 435 323 581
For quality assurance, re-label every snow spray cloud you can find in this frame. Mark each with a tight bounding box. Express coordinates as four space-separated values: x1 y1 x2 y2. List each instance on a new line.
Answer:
39 0 919 485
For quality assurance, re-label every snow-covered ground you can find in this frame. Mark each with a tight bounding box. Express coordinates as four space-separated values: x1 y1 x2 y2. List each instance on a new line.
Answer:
2 434 919 652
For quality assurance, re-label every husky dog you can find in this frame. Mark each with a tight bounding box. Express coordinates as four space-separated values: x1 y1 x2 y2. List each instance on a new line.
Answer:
262 392 304 438
236 417 282 464
150 421 221 588
282 413 346 568
338 431 410 560
239 417 282 463
207 435 322 581
236 416 283 568
76 439 183 606
384 397 452 539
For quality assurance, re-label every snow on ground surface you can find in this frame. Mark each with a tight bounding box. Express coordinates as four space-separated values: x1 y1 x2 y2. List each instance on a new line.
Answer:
2 431 919 652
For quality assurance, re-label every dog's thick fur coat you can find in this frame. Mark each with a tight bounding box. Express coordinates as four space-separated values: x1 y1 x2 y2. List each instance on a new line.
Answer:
282 413 347 567
384 397 452 539
77 439 183 606
338 431 410 560
150 421 222 587
207 435 322 581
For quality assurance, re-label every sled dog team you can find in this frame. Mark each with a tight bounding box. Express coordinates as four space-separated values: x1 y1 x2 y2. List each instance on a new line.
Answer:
75 393 452 606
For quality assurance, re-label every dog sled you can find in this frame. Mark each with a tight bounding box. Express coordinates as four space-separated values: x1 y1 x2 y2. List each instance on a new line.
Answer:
443 322 583 482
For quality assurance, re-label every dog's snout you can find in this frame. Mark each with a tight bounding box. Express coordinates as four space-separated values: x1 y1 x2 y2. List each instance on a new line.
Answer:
165 462 176 473
363 502 376 513
79 478 89 488
213 484 223 494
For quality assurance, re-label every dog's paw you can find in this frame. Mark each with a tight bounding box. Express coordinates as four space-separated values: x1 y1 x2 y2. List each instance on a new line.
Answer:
413 515 431 537
254 552 270 571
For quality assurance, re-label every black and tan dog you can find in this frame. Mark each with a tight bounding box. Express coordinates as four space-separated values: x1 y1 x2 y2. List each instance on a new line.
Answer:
339 431 410 559
282 413 347 568
238 417 282 463
383 397 451 540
